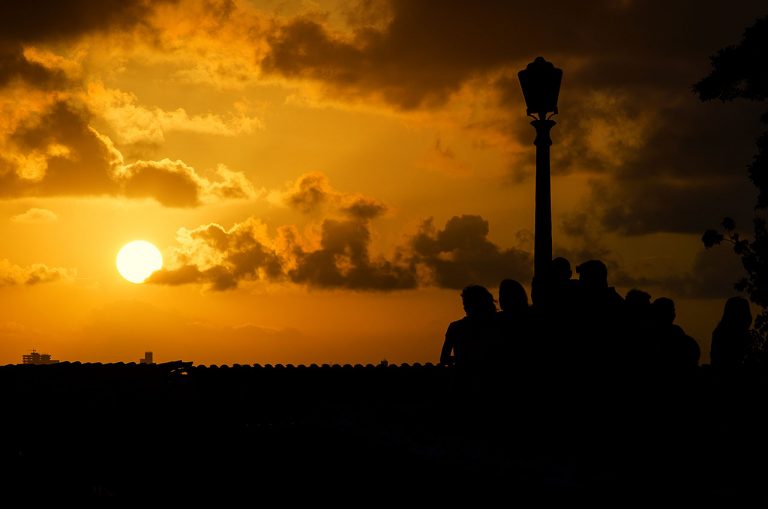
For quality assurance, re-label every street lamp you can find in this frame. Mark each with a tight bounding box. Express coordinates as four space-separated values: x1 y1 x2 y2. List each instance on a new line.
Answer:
518 56 562 296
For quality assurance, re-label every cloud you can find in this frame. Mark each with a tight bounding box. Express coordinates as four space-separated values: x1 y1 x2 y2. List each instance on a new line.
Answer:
279 171 334 214
592 176 757 236
409 215 532 289
0 101 257 206
117 160 257 206
11 208 58 224
340 196 387 220
0 45 69 90
152 174 530 291
117 159 203 207
262 1 764 109
0 258 75 286
85 82 263 146
148 212 416 292
572 98 762 235
273 171 388 219
0 2 260 207
0 1 171 44
613 246 746 300
148 218 285 290
0 1 171 92
288 218 416 290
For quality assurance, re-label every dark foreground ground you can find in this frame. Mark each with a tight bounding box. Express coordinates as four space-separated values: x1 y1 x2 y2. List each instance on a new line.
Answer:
1 361 767 503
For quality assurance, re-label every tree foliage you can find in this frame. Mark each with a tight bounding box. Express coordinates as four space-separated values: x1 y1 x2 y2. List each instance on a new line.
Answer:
696 15 768 338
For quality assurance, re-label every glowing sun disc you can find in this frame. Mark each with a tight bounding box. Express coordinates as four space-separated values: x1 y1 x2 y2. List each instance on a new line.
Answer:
116 240 163 284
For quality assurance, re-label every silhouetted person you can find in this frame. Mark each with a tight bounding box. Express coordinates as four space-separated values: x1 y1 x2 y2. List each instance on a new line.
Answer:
440 285 499 370
549 257 580 305
532 256 574 307
573 259 625 370
551 256 573 282
650 297 700 373
497 279 533 370
529 257 582 372
711 296 753 372
625 289 654 369
625 288 652 308
499 279 528 315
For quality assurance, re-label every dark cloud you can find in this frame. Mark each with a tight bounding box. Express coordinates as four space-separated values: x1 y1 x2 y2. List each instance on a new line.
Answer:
410 215 532 289
147 219 285 290
0 1 173 91
280 171 388 219
0 102 117 198
289 218 415 290
147 264 205 286
0 1 171 44
575 97 761 235
264 1 764 109
284 172 333 214
150 216 415 291
151 210 533 292
151 172 407 291
614 246 745 301
120 160 204 207
593 176 757 235
340 196 387 220
0 45 68 89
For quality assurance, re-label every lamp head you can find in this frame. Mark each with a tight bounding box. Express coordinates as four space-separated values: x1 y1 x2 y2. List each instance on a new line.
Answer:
518 56 563 119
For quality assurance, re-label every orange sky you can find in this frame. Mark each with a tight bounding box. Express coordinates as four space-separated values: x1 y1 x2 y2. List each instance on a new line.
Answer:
0 1 765 365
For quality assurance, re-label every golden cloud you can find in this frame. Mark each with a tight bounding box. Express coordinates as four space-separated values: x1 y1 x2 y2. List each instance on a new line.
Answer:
0 258 75 286
271 171 388 219
85 82 263 146
11 208 59 224
151 174 531 291
0 101 258 207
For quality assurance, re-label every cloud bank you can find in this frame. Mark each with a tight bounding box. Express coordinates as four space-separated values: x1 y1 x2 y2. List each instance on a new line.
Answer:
151 173 528 291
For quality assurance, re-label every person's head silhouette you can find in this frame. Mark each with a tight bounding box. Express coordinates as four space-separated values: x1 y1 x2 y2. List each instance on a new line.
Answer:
576 259 608 290
499 279 528 313
461 285 496 317
721 296 752 329
550 257 572 282
626 289 652 308
652 297 676 326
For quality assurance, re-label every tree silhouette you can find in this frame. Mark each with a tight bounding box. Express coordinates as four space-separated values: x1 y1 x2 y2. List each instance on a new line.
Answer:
697 15 768 339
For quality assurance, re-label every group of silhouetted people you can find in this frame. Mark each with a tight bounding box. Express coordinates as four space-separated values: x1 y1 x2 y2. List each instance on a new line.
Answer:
441 257 759 377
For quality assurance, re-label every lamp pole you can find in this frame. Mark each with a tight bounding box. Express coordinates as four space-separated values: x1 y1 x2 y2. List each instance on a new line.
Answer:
532 116 556 282
518 57 562 295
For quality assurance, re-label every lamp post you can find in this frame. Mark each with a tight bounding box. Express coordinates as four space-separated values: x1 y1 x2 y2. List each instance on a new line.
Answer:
518 56 562 292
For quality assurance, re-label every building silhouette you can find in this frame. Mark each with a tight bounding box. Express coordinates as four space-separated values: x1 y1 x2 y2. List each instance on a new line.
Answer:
22 349 59 365
139 352 154 365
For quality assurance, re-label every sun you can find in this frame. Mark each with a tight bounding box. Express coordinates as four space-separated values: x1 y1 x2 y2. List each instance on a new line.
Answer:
116 240 163 284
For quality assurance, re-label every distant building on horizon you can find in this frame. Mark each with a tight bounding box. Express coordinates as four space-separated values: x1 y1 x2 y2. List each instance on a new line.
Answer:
139 352 154 365
22 349 59 365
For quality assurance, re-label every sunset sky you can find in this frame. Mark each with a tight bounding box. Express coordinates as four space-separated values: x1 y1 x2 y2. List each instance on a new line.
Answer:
0 0 765 365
